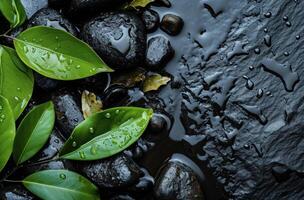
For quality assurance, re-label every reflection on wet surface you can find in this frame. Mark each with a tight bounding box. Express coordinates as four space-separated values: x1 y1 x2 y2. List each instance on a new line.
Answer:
142 0 304 199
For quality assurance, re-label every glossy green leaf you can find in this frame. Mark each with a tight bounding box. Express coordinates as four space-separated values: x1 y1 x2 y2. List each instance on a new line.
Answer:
0 45 34 119
0 95 16 172
14 26 113 80
60 107 153 160
0 0 26 27
23 170 100 200
13 101 55 165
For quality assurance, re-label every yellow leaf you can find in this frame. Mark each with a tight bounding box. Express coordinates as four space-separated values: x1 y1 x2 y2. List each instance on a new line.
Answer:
125 0 155 9
81 90 103 119
113 67 146 88
143 74 171 92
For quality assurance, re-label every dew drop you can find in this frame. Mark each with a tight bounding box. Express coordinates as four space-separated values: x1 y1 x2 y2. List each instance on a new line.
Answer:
14 96 19 101
254 48 261 54
59 173 66 180
257 89 263 98
16 87 21 91
283 16 288 21
72 141 77 147
89 127 95 134
115 110 120 114
24 46 29 53
105 113 111 119
90 146 97 155
1 114 5 119
264 12 272 18
79 151 86 159
76 65 80 69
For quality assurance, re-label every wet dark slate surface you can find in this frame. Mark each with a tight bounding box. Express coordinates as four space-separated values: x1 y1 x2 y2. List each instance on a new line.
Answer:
145 0 304 199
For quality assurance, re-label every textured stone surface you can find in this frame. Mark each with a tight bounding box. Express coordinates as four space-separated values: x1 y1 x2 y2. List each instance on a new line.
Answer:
148 0 304 199
154 161 204 200
80 155 143 188
82 12 146 70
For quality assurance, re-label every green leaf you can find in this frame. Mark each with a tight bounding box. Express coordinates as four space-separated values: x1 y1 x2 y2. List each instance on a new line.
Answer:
0 45 34 119
125 0 155 9
143 74 171 92
0 95 16 172
60 107 153 160
14 26 113 80
13 101 55 165
0 0 26 27
23 170 100 200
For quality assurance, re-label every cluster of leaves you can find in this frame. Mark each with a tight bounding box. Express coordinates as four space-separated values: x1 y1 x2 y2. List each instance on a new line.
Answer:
0 0 154 199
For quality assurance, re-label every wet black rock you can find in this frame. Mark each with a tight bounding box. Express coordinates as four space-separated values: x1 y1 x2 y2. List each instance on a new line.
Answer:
80 155 143 188
110 195 135 200
34 73 61 91
124 139 155 160
146 36 174 69
52 90 84 138
154 161 204 200
0 185 36 200
28 8 78 36
153 0 171 8
21 0 48 18
141 9 160 33
78 74 110 94
49 0 71 8
102 85 129 108
160 14 184 36
82 12 146 70
128 168 154 194
271 164 291 183
69 0 126 16
148 113 168 133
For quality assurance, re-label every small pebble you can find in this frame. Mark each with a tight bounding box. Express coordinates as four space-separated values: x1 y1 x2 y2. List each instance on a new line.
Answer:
160 14 184 36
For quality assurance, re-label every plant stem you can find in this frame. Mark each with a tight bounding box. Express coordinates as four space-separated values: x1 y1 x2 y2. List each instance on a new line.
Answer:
0 165 23 183
3 179 21 184
23 154 60 168
0 154 60 183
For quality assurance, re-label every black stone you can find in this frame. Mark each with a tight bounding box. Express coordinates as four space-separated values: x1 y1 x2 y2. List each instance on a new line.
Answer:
52 90 84 138
154 161 204 200
34 73 61 91
21 0 48 18
80 155 143 188
146 36 174 69
148 113 167 133
49 0 71 8
141 9 160 33
82 12 146 70
28 8 78 36
160 14 184 36
102 85 129 108
271 164 291 182
110 195 135 200
69 0 126 16
0 185 36 200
